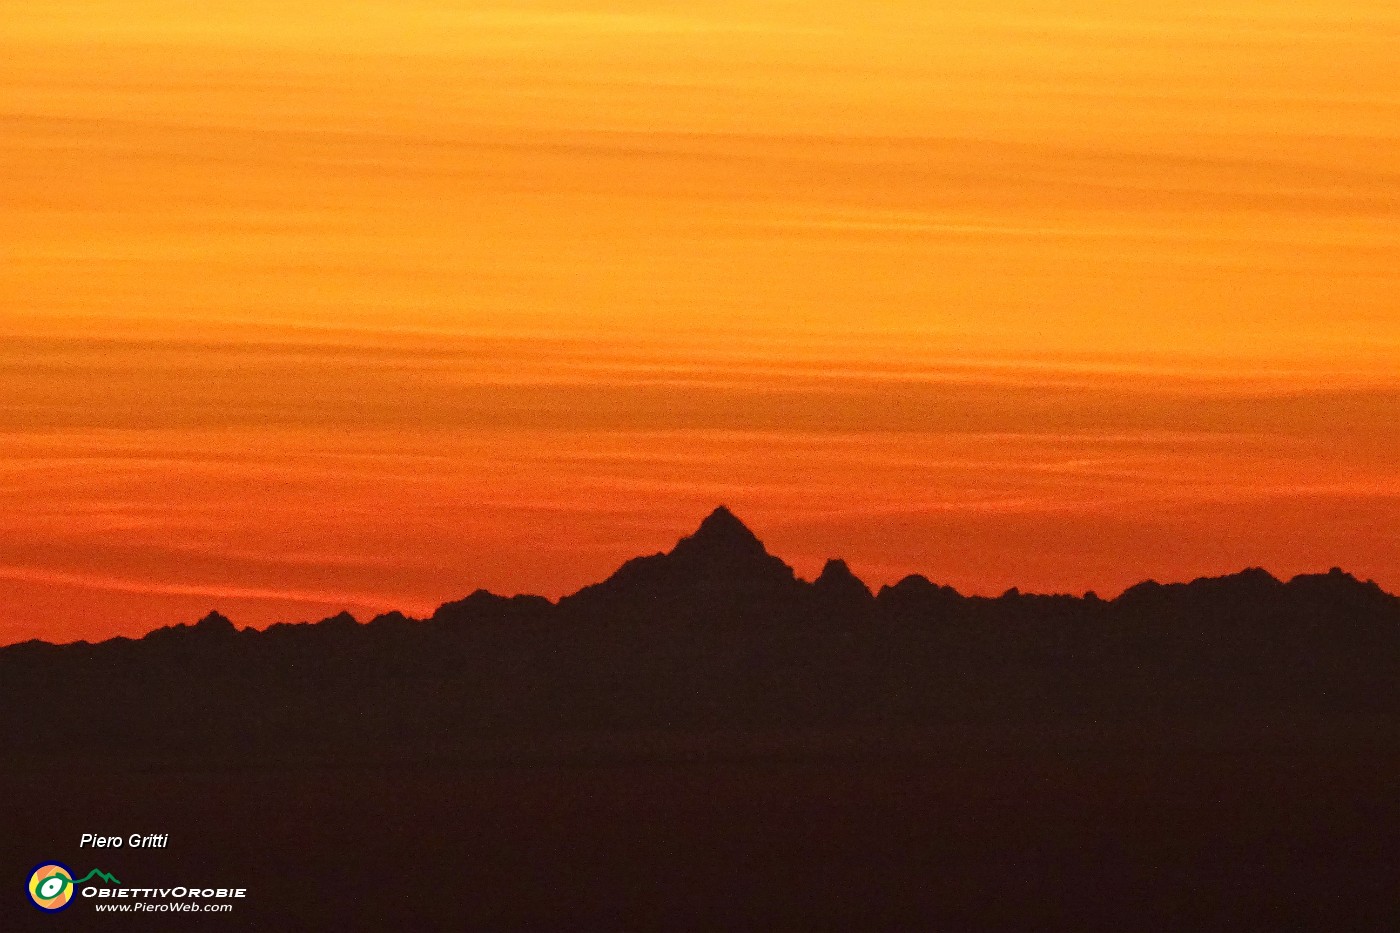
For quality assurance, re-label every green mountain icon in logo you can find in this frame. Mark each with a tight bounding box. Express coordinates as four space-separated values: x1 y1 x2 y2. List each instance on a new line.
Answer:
70 869 121 886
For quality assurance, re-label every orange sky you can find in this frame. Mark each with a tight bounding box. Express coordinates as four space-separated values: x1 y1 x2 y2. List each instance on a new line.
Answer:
2 1 1398 642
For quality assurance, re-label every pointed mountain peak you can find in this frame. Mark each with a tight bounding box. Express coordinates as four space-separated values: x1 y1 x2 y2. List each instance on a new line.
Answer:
317 611 359 630
816 558 861 586
1233 567 1282 585
195 611 235 633
671 506 768 562
691 505 761 544
563 507 797 610
141 609 237 642
813 558 873 601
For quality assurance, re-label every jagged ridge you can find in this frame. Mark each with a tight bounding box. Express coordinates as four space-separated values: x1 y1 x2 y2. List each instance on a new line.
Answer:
2 508 1397 767
6 507 1393 648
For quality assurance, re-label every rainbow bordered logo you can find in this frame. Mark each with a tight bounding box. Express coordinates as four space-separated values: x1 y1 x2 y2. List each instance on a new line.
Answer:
27 862 121 912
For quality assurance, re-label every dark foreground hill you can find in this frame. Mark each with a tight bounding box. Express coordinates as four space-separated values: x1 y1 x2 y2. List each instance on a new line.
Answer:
4 507 1398 766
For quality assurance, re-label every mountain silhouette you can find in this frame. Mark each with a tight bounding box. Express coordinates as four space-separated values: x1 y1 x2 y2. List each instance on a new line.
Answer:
673 505 774 563
5 507 1400 930
2 507 1398 767
813 558 874 601
560 506 801 621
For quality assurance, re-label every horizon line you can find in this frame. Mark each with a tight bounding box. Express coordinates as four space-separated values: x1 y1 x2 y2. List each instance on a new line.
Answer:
4 507 1389 649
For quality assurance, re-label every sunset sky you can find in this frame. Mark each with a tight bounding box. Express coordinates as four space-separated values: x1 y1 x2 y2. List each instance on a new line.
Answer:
2 1 1398 642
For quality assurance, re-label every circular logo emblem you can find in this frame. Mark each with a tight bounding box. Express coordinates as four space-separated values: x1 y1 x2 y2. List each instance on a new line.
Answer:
28 863 76 912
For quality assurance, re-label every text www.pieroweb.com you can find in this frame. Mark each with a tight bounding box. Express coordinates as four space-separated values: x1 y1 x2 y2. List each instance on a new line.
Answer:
86 886 246 913
94 901 235 913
